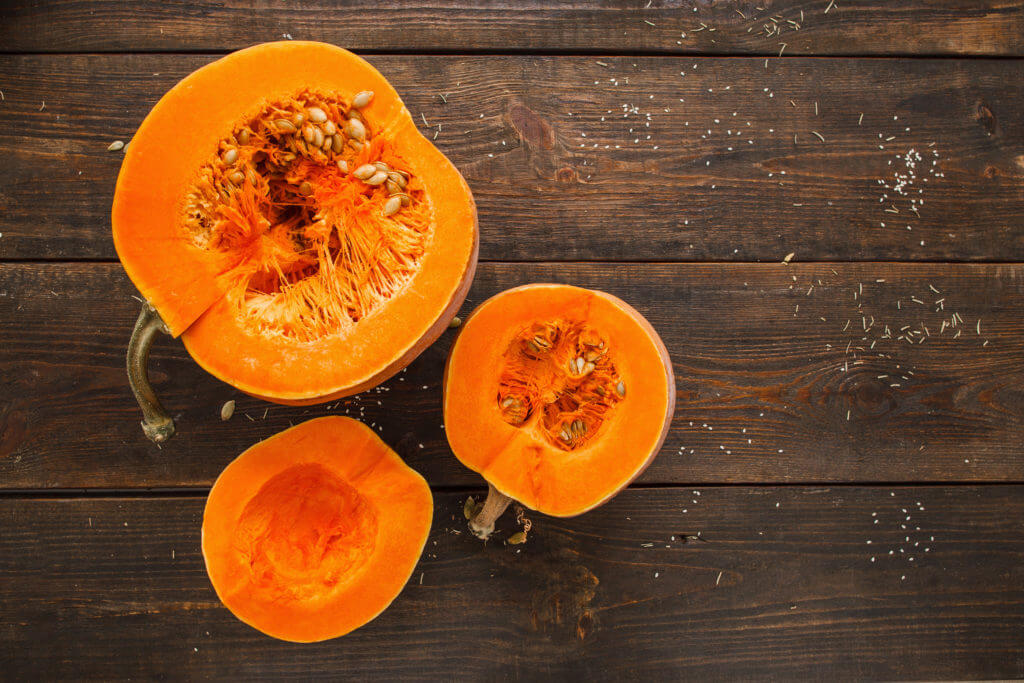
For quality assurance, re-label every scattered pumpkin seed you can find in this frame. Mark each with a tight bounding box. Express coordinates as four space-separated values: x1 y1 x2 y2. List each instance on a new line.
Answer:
449 316 462 329
107 140 124 152
220 400 235 421
353 90 374 109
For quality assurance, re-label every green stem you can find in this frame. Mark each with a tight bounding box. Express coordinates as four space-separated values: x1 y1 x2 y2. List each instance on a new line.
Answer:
127 302 175 443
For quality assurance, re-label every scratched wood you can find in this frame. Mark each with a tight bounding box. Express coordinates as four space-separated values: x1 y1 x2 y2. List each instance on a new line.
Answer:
1 0 1022 56
1 54 1022 261
2 262 1021 490
1 487 1022 679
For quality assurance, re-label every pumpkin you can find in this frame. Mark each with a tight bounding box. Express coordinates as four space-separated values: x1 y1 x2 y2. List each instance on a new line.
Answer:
443 284 675 538
201 416 432 642
113 41 477 441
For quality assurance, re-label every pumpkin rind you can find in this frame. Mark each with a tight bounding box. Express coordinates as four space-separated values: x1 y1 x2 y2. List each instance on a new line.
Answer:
443 284 675 518
201 416 432 642
112 41 477 403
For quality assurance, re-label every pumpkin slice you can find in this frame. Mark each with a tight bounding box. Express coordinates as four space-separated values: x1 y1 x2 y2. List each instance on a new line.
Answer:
201 416 432 642
443 284 675 537
113 41 477 439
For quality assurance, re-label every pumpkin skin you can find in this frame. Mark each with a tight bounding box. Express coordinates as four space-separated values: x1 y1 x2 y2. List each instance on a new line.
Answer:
201 416 432 642
112 41 477 404
443 284 675 518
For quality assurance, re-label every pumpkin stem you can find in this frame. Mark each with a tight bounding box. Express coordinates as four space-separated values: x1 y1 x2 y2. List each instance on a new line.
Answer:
468 484 513 540
127 302 175 443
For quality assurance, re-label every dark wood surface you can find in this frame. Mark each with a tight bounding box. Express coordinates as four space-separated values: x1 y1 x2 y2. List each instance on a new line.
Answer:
1 2 1022 680
2 262 1022 489
3 487 1023 680
2 0 1023 56
2 54 1022 261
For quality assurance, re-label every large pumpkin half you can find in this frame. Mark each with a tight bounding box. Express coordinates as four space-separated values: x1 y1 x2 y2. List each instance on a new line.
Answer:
202 416 432 642
444 284 675 532
113 41 477 404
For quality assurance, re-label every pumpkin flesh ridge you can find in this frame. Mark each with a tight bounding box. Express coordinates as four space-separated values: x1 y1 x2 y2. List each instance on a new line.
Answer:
444 285 674 517
202 416 432 642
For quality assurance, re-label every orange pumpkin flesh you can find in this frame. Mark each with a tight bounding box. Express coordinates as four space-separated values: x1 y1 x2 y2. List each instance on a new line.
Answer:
113 41 477 403
443 284 675 524
201 416 432 642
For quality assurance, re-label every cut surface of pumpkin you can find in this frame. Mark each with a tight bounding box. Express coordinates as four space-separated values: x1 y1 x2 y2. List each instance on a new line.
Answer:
113 41 477 411
443 284 675 531
201 416 432 642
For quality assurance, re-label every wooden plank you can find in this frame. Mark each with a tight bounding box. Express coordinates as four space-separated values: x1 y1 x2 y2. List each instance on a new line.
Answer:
2 486 1022 679
1 262 1021 490
1 54 1022 262
1 1 1022 56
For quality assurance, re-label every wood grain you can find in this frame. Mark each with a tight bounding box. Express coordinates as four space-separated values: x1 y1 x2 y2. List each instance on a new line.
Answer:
1 54 1022 261
1 262 1021 490
2 486 1022 679
1 1 1022 56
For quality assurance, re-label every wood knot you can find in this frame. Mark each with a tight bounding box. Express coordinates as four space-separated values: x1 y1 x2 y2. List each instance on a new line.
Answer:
555 166 579 183
508 101 555 150
975 102 997 137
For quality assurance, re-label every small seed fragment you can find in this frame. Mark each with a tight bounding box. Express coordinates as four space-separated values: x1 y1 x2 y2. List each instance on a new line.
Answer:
221 147 238 164
365 170 388 186
448 316 462 329
353 90 374 109
298 181 313 196
275 119 296 132
346 118 367 140
353 163 377 179
220 400 235 421
307 106 328 123
383 195 402 216
616 380 626 397
107 140 124 151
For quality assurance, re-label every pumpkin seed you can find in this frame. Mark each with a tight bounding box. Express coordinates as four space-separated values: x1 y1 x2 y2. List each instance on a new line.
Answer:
221 148 238 164
237 129 250 145
307 106 327 123
346 118 366 141
220 400 235 421
365 170 388 186
507 531 527 545
388 171 407 188
337 159 349 172
291 113 305 127
348 109 365 124
560 429 571 441
392 192 411 207
302 125 315 144
349 140 365 151
322 134 333 150
582 361 596 375
275 119 296 132
332 134 345 153
616 380 626 397
353 163 377 179
353 90 374 109
323 120 336 136
312 127 324 148
383 195 402 216
449 316 462 329
299 181 313 196
228 170 245 185
385 179 401 194
107 140 124 151
374 161 390 172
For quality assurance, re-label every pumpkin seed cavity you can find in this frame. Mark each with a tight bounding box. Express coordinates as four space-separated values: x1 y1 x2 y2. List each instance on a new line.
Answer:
497 320 624 451
182 88 433 342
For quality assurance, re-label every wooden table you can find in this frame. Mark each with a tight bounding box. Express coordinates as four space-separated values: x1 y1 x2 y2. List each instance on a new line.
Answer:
1 1 1023 679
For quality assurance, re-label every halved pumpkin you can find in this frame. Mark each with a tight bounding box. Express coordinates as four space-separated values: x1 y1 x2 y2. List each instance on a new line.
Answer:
112 41 477 437
443 284 675 537
201 416 432 642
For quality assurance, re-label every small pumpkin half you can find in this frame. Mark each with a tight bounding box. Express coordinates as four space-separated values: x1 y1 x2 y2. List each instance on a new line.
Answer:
443 284 675 538
202 416 432 642
113 41 477 441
